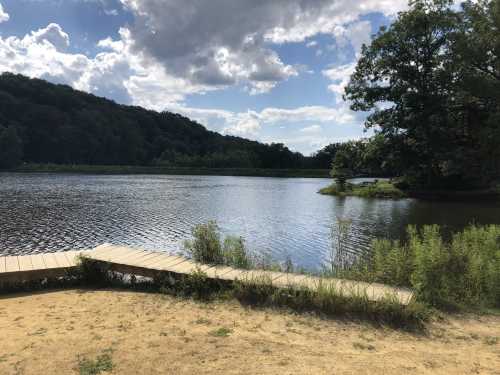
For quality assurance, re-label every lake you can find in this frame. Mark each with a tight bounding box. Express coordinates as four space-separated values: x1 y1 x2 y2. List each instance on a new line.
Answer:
1 173 499 271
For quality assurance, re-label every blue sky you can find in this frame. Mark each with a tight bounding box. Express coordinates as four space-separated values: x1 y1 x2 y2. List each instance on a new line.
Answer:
0 0 408 154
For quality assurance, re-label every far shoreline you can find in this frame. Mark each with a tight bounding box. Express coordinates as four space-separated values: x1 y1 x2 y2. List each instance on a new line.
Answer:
4 163 331 178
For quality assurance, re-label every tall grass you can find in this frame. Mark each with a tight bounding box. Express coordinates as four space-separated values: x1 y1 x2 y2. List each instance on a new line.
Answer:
233 276 428 330
184 221 252 269
343 224 500 310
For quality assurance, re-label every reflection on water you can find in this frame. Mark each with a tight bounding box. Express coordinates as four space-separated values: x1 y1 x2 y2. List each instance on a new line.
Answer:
1 173 499 270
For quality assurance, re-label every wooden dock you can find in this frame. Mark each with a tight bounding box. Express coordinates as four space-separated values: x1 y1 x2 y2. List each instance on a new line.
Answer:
0 244 414 305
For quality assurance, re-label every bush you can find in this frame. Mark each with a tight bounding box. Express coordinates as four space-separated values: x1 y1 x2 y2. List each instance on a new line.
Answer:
75 256 116 287
345 224 500 309
184 221 252 268
223 236 251 269
184 221 224 264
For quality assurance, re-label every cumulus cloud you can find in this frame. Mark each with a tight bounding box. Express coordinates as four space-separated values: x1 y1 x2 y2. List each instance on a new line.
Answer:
30 23 70 50
168 103 357 139
0 3 8 23
322 63 356 101
0 24 211 107
119 0 408 92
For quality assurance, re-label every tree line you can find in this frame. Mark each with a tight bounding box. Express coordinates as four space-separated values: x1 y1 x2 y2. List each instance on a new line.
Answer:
0 73 313 170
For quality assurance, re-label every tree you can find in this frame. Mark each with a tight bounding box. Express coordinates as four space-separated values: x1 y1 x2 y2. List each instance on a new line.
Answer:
344 0 500 188
451 0 500 186
0 126 23 169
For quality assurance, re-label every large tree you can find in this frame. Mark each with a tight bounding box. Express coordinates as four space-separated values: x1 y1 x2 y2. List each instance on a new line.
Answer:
345 0 500 189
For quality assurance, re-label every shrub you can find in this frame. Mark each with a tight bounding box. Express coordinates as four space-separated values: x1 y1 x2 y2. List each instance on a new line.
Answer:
184 221 253 269
75 256 115 287
345 224 500 310
223 236 252 269
184 221 224 264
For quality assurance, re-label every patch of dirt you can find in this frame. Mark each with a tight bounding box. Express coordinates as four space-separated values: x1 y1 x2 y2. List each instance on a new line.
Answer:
0 290 499 374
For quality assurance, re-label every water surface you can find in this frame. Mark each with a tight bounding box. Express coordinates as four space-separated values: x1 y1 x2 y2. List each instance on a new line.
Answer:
1 173 499 270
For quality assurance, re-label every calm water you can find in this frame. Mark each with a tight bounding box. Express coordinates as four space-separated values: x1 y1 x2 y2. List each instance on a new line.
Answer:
1 173 499 270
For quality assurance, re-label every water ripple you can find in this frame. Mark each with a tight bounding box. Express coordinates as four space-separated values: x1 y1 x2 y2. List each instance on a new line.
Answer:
1 173 499 270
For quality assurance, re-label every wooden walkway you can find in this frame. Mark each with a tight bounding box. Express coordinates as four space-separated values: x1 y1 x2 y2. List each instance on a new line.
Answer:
0 244 414 305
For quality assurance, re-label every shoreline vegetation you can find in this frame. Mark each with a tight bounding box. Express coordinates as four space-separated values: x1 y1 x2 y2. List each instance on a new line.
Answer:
319 180 500 200
2 222 498 332
319 180 407 199
7 163 331 178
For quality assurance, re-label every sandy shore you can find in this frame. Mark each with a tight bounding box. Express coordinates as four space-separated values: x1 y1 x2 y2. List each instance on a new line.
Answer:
0 289 499 374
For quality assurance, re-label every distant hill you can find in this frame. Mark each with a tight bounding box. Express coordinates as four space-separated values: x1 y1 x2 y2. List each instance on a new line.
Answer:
0 73 329 170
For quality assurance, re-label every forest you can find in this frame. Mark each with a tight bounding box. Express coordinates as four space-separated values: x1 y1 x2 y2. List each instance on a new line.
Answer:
0 73 313 170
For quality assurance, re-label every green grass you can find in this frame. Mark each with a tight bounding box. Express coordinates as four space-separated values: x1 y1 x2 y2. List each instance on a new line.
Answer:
209 327 233 337
77 349 114 375
319 181 407 199
10 163 330 178
232 276 429 331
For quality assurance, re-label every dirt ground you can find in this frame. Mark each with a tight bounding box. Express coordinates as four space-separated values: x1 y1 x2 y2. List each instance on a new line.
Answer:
0 289 499 375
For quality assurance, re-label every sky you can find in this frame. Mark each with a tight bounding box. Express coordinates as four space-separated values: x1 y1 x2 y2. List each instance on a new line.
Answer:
0 0 409 155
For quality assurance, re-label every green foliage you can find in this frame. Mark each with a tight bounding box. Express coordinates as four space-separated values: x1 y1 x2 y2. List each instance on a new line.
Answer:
184 221 223 264
75 256 115 287
319 181 407 199
0 126 23 169
184 221 252 268
78 349 114 375
0 73 308 169
345 224 500 309
209 327 233 337
223 236 251 269
345 0 500 189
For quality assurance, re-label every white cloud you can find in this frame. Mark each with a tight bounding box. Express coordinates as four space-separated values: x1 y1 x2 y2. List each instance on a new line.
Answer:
118 0 408 93
0 3 8 23
259 105 355 125
300 124 322 133
168 103 358 140
30 23 70 50
0 24 209 108
322 63 356 101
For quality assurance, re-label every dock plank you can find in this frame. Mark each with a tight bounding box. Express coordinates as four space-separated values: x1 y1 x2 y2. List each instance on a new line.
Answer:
53 252 71 268
30 254 46 270
5 256 20 273
42 253 60 269
0 256 6 273
18 255 33 272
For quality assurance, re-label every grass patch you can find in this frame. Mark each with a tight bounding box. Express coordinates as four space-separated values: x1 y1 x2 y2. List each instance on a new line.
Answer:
77 349 114 375
319 181 407 199
209 327 233 337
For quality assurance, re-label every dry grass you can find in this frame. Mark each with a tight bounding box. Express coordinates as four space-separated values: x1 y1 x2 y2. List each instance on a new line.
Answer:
0 289 499 374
